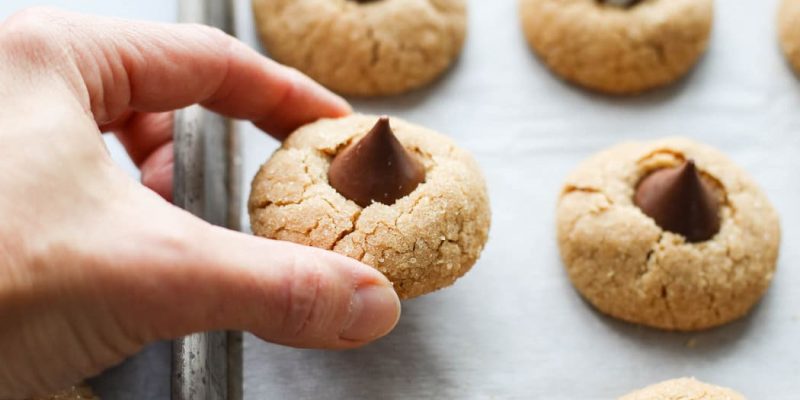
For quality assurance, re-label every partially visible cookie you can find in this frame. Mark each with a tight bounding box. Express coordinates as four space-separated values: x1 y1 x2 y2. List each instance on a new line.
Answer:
249 115 491 299
619 378 745 400
31 384 98 400
556 138 780 331
519 0 713 94
779 0 800 74
252 0 467 97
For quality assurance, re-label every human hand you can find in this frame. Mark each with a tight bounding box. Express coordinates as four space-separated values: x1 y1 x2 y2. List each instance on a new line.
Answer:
0 8 400 398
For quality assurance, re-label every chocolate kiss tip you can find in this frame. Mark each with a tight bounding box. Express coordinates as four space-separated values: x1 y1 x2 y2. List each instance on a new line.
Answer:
328 117 426 208
634 159 721 243
375 115 390 131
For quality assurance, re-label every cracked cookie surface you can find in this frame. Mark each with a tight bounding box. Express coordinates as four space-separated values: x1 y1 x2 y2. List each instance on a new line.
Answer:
519 0 713 94
619 378 745 400
249 115 490 299
779 0 800 74
252 0 467 97
556 138 780 331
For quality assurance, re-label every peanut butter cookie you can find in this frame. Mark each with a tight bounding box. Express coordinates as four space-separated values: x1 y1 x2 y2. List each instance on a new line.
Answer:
249 115 491 299
620 378 745 400
557 138 780 331
252 0 467 97
519 0 713 94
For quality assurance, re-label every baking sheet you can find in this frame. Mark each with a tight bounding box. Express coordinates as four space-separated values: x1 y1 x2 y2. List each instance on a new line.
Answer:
2 0 793 398
236 0 800 398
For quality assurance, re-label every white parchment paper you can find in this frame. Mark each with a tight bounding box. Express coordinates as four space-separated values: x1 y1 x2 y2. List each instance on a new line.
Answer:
237 0 800 398
2 0 798 398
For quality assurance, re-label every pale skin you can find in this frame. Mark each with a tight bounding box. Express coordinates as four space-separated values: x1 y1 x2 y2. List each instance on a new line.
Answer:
0 8 401 398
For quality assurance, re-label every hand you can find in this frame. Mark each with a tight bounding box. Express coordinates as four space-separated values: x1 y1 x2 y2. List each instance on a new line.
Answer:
0 8 400 398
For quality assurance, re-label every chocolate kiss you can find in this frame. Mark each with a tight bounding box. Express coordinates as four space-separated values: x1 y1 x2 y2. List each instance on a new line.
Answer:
601 0 642 7
634 160 721 243
328 117 426 208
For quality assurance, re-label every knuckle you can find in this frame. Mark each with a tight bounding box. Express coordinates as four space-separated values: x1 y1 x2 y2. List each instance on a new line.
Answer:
151 215 197 259
282 254 327 337
2 7 62 38
254 65 298 123
0 7 66 58
186 23 230 46
4 6 63 27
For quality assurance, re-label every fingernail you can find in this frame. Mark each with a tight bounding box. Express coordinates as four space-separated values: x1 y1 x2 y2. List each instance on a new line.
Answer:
340 284 401 341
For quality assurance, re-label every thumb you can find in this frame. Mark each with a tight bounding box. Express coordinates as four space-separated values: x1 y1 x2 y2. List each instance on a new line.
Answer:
103 187 401 349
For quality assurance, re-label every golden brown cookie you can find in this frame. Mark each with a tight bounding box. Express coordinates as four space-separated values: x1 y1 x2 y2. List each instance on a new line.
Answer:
619 378 745 400
252 0 467 97
249 115 491 299
31 384 98 400
556 138 780 331
779 0 800 74
519 0 713 94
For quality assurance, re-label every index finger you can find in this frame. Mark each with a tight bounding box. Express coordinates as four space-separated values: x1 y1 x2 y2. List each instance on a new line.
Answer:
2 8 351 139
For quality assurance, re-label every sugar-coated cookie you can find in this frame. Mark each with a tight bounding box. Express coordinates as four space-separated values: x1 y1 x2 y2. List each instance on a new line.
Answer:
557 138 780 331
252 0 467 97
519 0 713 94
249 115 490 299
619 378 745 400
779 0 800 74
